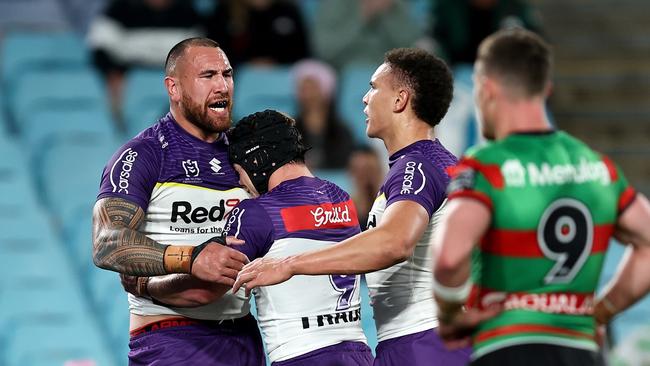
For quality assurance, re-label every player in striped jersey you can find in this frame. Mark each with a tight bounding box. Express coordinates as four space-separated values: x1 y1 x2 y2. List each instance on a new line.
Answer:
222 110 373 365
432 29 650 366
233 48 471 365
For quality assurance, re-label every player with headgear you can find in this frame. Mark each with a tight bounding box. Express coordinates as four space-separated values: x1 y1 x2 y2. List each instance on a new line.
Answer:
216 109 373 365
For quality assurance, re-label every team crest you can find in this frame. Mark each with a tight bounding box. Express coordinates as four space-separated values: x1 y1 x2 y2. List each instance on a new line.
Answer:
182 160 200 177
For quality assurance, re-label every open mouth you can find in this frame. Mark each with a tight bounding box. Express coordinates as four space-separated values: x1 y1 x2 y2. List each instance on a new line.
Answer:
209 100 229 112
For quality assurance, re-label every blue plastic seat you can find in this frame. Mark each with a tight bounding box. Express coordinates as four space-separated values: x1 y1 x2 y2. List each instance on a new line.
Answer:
123 68 169 136
234 65 296 121
1 31 88 90
0 136 39 211
336 64 376 144
5 316 115 366
11 68 109 133
35 133 117 221
23 108 117 151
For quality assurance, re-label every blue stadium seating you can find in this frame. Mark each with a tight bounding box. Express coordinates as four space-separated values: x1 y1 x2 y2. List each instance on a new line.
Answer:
34 133 117 223
336 64 375 144
315 169 353 193
11 68 110 133
0 31 89 91
23 108 117 152
123 68 169 137
234 65 296 121
0 136 40 211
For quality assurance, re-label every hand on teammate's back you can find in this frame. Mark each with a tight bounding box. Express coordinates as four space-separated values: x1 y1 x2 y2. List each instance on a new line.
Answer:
191 240 249 286
233 257 294 296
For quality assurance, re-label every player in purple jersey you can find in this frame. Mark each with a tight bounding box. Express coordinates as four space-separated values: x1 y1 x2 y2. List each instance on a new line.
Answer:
92 38 264 365
233 49 470 365
228 110 374 365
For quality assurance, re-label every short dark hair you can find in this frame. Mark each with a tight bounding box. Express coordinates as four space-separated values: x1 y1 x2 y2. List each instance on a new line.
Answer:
165 37 221 76
477 29 552 97
384 48 453 127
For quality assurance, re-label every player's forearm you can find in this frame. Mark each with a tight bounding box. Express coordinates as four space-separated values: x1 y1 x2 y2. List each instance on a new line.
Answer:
595 245 650 323
92 198 194 276
287 226 410 276
147 274 230 308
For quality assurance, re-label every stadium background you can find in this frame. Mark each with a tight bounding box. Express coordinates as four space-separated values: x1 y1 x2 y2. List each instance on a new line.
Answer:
0 0 648 365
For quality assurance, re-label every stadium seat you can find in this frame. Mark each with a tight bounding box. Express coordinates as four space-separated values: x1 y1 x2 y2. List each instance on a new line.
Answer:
234 65 296 121
5 316 116 366
35 133 117 222
123 68 169 137
23 108 117 152
1 31 90 128
11 68 109 133
65 204 96 274
336 64 375 144
0 136 39 211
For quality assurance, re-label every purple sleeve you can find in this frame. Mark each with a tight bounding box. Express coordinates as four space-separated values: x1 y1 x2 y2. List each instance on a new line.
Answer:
384 156 448 218
224 199 274 260
96 138 160 211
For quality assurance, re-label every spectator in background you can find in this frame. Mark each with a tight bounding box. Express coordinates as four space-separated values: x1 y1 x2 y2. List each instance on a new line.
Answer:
293 59 354 169
205 0 310 67
313 0 422 71
347 146 384 230
87 0 202 122
432 0 542 66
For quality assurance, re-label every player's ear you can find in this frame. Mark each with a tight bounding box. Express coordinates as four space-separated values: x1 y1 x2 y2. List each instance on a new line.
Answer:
165 76 180 103
393 89 409 113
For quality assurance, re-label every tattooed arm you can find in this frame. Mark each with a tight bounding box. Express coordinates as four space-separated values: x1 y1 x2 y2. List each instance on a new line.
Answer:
92 197 249 283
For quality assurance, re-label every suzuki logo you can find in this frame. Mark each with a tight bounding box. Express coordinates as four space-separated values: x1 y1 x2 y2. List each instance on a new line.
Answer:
182 160 200 177
210 158 222 173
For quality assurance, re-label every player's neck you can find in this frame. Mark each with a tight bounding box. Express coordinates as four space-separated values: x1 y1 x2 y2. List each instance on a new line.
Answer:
170 108 221 143
383 116 432 156
496 99 552 140
268 163 314 191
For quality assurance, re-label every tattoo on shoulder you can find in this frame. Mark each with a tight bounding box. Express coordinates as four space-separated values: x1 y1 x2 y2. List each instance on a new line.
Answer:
92 198 167 276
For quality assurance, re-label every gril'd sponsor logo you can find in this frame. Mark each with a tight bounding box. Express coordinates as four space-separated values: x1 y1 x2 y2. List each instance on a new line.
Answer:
182 159 200 177
110 148 138 194
310 205 352 227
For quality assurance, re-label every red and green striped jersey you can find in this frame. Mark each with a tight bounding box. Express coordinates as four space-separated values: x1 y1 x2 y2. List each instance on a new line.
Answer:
447 131 637 360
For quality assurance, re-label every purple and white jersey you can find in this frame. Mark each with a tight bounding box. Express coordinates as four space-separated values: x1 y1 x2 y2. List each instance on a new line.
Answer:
224 176 368 362
97 113 250 320
365 139 458 342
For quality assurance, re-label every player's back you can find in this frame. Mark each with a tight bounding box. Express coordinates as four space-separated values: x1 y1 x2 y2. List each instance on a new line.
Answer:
457 131 634 359
225 176 368 363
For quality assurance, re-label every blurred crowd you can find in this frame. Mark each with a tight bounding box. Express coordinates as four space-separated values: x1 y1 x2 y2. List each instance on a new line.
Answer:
0 0 542 225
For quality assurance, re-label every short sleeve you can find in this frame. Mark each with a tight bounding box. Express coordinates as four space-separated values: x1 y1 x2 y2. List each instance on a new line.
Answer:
446 156 504 211
602 155 637 215
96 138 160 211
224 199 275 260
384 156 447 218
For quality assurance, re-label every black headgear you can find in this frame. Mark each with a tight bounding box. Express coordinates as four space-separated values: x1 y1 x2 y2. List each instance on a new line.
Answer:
228 110 308 194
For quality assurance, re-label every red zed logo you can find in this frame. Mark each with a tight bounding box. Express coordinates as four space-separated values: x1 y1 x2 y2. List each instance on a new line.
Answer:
281 200 359 232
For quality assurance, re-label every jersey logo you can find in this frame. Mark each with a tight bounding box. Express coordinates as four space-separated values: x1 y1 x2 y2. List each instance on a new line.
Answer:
281 200 359 232
209 158 223 174
182 160 200 177
110 147 138 194
401 161 426 195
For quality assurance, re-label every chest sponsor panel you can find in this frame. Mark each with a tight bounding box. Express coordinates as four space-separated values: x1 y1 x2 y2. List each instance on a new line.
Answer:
144 182 248 244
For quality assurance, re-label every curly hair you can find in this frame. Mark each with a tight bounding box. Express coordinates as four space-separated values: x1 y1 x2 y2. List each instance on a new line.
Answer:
384 48 453 127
